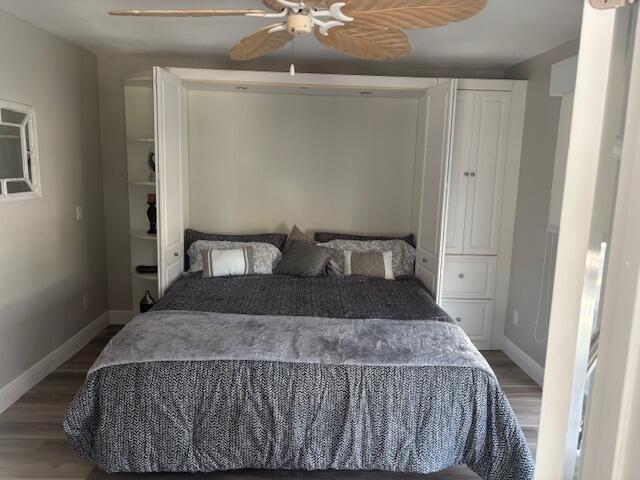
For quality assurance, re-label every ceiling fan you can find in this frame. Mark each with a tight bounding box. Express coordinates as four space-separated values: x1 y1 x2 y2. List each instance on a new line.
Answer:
109 0 487 62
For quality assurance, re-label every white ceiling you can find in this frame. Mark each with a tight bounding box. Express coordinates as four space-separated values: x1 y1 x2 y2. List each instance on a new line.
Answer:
0 0 582 73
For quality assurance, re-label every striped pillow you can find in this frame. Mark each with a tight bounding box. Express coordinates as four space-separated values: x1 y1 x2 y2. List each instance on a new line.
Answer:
200 247 254 278
344 250 394 280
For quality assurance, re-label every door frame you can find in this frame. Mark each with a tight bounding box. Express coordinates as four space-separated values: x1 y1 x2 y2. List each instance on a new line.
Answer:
579 3 640 478
535 2 640 478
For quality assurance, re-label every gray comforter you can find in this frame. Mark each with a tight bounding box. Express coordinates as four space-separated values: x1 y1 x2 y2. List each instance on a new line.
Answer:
64 275 534 479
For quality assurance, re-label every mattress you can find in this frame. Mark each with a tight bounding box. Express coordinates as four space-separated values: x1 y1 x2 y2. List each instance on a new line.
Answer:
64 274 534 479
152 273 451 320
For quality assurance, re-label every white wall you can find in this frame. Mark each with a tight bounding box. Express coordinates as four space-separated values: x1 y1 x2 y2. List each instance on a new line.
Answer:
504 40 580 367
0 10 106 388
187 89 419 235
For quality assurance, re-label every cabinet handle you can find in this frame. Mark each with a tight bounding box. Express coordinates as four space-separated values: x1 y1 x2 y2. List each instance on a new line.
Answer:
458 273 465 279
464 171 470 177
470 172 476 177
174 252 179 257
455 317 462 322
422 258 428 263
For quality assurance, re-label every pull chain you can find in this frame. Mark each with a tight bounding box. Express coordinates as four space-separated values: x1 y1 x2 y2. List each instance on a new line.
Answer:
289 39 296 76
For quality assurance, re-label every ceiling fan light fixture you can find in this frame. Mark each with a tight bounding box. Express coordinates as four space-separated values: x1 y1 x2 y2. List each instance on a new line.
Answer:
287 13 313 35
108 0 487 62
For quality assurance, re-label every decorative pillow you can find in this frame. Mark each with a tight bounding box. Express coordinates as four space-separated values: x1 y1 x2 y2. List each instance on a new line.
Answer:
201 247 254 278
276 240 334 277
314 232 415 248
317 239 416 278
184 229 287 270
344 250 394 280
282 225 315 253
188 240 282 274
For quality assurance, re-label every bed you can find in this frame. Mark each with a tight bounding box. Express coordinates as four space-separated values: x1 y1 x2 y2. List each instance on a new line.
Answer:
64 273 534 479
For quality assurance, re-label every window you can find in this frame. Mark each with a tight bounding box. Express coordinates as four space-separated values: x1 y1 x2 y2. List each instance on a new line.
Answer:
0 100 40 200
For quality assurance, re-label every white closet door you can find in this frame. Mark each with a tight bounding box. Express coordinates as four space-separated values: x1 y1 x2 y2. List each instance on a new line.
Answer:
463 91 511 255
445 91 475 254
154 67 185 295
415 79 457 300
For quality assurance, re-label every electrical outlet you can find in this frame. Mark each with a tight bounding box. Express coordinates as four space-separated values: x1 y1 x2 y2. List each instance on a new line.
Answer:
83 293 89 311
512 310 519 326
76 205 83 222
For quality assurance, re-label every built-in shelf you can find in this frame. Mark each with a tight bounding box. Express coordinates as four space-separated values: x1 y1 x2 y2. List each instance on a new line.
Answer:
129 229 157 241
131 271 158 281
128 180 155 187
126 71 158 315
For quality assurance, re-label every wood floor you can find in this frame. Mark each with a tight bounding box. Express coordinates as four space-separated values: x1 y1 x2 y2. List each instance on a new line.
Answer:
0 326 541 479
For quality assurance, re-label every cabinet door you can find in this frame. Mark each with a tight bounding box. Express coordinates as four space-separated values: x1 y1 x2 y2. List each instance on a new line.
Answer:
415 80 457 300
154 67 186 295
463 91 511 255
445 91 475 254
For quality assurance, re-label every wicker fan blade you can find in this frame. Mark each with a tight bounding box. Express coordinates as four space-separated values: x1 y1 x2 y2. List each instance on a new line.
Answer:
315 24 409 60
263 0 336 10
230 25 293 61
109 9 266 17
342 0 487 30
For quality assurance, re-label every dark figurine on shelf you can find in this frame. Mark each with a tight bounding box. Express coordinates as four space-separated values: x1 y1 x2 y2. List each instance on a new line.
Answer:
146 192 157 235
140 290 156 314
147 152 156 182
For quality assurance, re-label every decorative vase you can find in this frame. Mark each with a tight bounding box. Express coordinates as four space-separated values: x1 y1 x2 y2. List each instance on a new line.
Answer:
140 290 155 313
146 193 157 235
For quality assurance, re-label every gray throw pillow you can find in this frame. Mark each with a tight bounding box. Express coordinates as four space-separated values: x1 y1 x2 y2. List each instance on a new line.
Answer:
276 240 334 277
282 225 315 253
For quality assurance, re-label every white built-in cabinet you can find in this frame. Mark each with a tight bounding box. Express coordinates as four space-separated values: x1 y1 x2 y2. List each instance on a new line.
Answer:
414 80 527 349
124 68 188 314
446 90 511 256
124 73 158 315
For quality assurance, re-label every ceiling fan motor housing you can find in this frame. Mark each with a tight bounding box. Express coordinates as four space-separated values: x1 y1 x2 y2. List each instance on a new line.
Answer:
287 13 313 35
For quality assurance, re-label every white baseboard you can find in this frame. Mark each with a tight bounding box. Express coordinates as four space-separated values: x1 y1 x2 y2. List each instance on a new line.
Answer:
502 337 545 386
109 310 135 325
0 311 110 414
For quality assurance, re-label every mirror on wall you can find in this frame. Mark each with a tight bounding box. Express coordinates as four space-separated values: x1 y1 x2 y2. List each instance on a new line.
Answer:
0 102 39 199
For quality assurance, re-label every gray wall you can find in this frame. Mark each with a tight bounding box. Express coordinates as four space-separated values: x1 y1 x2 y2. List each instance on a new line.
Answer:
187 89 419 236
0 10 106 388
504 40 579 367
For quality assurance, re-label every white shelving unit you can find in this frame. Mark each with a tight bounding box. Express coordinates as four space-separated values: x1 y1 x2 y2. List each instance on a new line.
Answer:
124 71 158 315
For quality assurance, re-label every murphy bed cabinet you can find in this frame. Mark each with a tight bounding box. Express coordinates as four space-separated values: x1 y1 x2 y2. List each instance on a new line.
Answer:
146 68 524 350
415 80 527 350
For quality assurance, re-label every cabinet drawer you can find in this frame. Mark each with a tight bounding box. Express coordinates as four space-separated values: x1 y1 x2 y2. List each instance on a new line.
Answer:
442 255 496 299
440 299 493 346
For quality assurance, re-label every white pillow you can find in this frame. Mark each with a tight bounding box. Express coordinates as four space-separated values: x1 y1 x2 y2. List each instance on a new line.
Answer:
188 240 282 274
201 247 253 278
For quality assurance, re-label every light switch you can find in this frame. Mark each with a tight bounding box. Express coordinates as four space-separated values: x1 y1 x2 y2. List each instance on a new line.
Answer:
76 205 82 221
513 310 519 326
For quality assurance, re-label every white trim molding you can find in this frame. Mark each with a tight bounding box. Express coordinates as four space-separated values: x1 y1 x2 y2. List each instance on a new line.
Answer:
502 337 545 386
109 310 135 325
0 312 109 414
